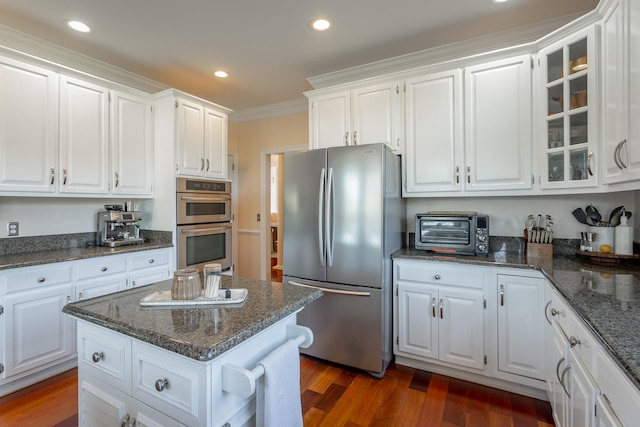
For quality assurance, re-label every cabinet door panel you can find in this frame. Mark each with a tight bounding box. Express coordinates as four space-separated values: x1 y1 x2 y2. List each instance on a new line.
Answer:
569 352 598 427
310 92 350 149
464 55 532 191
397 282 438 359
498 275 545 379
405 70 463 193
59 76 109 193
0 57 58 192
439 289 485 370
3 284 74 377
80 381 128 427
352 83 396 148
204 107 227 179
176 99 204 177
112 90 153 195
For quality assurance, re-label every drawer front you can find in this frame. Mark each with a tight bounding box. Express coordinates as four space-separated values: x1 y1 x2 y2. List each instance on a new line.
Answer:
78 322 131 393
76 256 127 280
132 341 205 424
129 249 170 272
395 260 485 288
4 264 73 293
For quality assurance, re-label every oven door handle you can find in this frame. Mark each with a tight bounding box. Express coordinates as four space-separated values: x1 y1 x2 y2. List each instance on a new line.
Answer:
180 226 230 234
289 281 371 297
179 195 229 202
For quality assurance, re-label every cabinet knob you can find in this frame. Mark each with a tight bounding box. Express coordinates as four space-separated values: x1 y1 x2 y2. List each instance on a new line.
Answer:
37 277 46 283
92 351 104 363
101 266 108 272
569 336 581 347
155 378 169 392
149 258 155 264
551 308 559 316
434 274 441 280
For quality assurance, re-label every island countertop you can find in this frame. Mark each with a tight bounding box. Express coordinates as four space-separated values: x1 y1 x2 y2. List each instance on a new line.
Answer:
63 275 323 361
393 247 640 391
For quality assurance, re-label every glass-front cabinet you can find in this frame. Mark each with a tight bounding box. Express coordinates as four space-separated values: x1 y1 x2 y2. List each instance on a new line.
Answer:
539 28 598 189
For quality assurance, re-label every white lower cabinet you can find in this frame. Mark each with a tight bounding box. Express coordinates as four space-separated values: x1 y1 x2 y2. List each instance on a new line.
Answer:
497 274 545 380
0 248 171 397
395 260 486 372
77 312 300 426
2 267 75 381
545 282 640 426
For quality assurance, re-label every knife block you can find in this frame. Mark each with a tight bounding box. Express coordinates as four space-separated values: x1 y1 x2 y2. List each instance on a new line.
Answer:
526 242 553 258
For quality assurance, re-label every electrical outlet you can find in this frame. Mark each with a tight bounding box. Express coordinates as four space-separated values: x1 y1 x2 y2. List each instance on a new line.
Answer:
7 222 19 236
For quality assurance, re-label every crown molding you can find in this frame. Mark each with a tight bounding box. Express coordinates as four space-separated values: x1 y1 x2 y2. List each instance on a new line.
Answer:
230 98 308 123
0 24 168 94
307 12 589 90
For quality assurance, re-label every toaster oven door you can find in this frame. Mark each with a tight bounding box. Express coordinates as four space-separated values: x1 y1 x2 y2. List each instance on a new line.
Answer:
418 218 471 245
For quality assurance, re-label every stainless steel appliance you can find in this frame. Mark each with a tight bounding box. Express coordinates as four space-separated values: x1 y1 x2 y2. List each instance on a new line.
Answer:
283 143 405 377
97 206 144 247
176 178 232 271
414 212 489 255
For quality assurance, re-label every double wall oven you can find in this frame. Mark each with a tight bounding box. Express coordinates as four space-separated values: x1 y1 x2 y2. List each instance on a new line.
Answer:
176 178 232 271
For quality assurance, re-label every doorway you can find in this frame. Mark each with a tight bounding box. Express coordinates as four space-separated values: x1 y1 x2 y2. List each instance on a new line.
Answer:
260 144 307 281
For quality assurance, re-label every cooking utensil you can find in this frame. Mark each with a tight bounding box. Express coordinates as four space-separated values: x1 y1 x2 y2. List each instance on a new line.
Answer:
586 204 601 223
572 208 588 225
609 206 624 226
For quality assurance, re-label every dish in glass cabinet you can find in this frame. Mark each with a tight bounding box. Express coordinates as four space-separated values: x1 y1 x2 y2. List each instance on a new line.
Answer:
549 165 562 179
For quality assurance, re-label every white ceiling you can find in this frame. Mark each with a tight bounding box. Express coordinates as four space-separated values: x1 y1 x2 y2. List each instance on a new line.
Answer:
0 0 598 111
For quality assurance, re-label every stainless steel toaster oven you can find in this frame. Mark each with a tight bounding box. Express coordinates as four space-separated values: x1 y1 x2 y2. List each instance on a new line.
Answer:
415 212 489 256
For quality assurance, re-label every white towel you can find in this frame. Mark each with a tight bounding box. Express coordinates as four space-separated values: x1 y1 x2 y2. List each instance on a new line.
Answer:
257 339 303 427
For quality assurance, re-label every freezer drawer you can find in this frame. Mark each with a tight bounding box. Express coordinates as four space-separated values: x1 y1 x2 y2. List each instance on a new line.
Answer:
291 280 385 374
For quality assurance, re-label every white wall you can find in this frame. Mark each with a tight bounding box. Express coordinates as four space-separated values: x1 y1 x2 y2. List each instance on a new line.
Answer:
407 191 637 240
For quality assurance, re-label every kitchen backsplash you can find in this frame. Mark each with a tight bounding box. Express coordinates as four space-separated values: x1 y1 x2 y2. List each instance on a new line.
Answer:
0 230 172 255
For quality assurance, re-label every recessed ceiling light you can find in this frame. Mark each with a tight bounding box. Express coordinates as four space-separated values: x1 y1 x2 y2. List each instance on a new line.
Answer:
66 20 91 33
214 70 228 78
311 18 331 31
491 0 509 3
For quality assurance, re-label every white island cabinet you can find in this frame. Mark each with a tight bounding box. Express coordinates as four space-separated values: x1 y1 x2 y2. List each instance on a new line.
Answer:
64 276 322 427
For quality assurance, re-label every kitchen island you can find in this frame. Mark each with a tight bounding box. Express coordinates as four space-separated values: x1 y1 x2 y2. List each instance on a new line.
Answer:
63 275 322 426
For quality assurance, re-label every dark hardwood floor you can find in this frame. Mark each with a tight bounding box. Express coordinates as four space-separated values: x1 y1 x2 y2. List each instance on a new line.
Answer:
0 356 555 427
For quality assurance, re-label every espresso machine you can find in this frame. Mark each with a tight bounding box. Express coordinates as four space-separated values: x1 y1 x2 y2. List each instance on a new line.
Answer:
97 204 144 247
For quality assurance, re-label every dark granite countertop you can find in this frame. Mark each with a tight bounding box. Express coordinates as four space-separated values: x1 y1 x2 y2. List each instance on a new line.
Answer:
63 276 323 362
393 247 640 391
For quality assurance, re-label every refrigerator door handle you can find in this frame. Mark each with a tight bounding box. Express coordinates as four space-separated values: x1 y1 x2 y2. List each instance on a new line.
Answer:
318 168 326 267
289 281 371 297
326 167 335 267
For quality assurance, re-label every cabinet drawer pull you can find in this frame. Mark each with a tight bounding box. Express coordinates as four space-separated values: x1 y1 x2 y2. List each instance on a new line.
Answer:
155 378 169 392
618 141 627 169
439 299 444 319
467 166 471 184
344 131 349 146
353 130 357 145
587 152 594 176
50 167 55 185
456 165 460 184
121 414 130 427
92 351 104 363
114 171 120 187
432 297 436 318
200 158 205 171
101 266 108 272
500 284 504 306
37 277 46 283
560 365 571 397
569 336 581 347
63 168 68 185
555 357 565 383
78 292 84 300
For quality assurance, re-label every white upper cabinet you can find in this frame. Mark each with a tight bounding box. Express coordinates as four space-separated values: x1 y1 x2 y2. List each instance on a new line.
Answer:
111 90 154 195
464 55 533 191
176 98 228 179
404 54 532 196
539 27 598 189
404 69 463 193
308 81 402 153
204 107 228 179
602 0 640 184
0 57 58 193
59 75 110 194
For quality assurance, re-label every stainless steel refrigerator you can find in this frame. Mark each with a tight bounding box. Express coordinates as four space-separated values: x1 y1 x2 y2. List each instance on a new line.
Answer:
283 143 405 377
